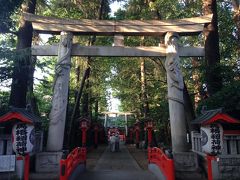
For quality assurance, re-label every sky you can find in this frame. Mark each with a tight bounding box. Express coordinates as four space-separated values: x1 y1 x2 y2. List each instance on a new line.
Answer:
110 1 125 16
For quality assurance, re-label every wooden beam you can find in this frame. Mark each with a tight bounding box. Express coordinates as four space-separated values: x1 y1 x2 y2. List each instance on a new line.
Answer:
32 45 204 57
23 13 212 36
24 13 213 25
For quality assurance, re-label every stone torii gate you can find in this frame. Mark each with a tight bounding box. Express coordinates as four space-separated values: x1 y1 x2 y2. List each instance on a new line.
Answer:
23 13 212 157
101 111 136 136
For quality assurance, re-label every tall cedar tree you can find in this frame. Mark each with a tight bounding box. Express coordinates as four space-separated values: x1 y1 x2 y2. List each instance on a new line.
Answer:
9 0 36 108
203 0 222 96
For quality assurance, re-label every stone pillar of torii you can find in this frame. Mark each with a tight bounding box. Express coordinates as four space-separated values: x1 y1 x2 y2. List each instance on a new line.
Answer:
165 32 188 152
46 32 73 151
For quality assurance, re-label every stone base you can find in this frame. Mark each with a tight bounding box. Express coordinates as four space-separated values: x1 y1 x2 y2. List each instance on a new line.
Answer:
174 152 198 172
35 152 63 173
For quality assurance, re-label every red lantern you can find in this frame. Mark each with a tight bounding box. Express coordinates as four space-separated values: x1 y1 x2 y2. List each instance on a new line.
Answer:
129 126 134 144
144 119 154 147
134 122 140 145
79 118 90 147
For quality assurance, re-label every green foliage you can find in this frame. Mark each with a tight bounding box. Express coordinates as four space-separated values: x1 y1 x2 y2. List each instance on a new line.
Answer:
0 91 10 116
197 81 240 119
0 0 23 33
0 41 32 86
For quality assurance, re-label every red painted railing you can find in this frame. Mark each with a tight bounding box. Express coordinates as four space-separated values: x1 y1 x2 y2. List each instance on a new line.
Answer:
60 147 87 180
148 147 175 180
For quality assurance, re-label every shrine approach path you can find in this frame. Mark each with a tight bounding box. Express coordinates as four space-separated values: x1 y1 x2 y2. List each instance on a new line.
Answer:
78 143 157 180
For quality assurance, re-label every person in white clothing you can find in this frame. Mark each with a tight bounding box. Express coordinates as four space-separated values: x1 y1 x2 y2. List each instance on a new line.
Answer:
115 133 120 151
109 133 116 152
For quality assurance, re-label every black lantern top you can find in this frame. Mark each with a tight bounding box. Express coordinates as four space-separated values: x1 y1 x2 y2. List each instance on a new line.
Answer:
78 117 90 129
144 118 154 129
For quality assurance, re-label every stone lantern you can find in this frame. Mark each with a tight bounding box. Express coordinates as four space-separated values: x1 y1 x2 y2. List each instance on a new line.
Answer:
145 119 154 147
79 118 90 147
134 121 140 148
190 108 240 179
0 107 42 179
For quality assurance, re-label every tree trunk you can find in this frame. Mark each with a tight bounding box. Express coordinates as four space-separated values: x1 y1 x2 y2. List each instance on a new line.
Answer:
183 82 196 133
82 58 91 117
75 64 81 116
69 67 90 149
9 0 36 108
203 0 222 96
94 99 99 121
140 58 149 117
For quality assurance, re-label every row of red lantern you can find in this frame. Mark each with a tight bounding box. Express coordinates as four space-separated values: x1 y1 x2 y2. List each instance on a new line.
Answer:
129 119 155 147
79 117 104 147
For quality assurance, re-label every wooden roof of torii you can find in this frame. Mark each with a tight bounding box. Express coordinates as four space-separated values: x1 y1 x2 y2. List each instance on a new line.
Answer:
23 13 213 36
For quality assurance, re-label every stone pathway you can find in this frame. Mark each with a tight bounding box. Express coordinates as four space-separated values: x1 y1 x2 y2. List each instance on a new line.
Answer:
78 143 157 180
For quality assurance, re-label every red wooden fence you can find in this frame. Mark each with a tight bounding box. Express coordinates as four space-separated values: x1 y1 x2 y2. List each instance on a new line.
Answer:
148 147 175 180
60 147 87 180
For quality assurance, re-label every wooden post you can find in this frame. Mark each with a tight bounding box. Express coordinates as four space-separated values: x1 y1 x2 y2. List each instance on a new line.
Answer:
47 32 73 151
147 128 152 147
82 129 87 147
24 154 30 180
165 32 188 152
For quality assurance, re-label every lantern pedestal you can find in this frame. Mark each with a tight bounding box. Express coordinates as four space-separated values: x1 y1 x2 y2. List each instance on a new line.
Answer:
16 155 24 179
144 119 154 148
173 152 198 172
147 128 153 147
128 127 134 144
134 121 140 149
